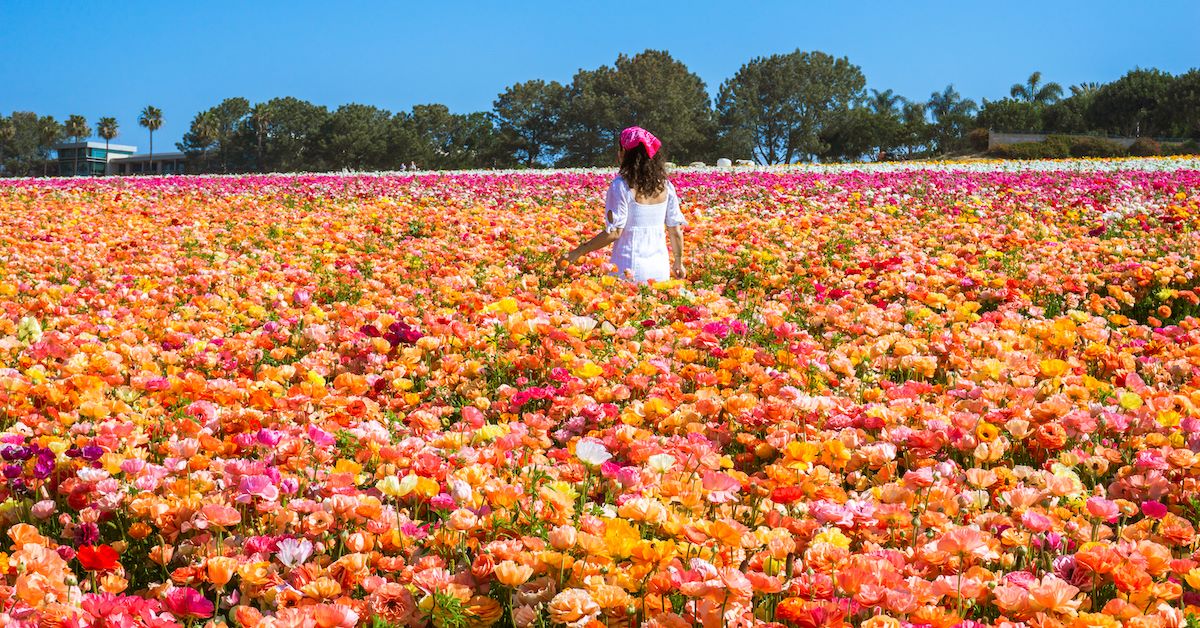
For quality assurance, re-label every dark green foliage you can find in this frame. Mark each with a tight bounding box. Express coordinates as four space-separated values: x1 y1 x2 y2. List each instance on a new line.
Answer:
717 49 867 164
989 135 1125 159
0 112 61 176
6 61 1200 176
1087 68 1176 137
492 79 568 167
557 50 715 166
976 98 1043 133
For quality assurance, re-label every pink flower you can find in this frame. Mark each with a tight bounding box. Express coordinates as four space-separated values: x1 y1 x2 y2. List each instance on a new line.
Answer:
163 587 213 619
1020 509 1053 532
236 475 279 503
1085 497 1119 522
701 471 741 504
1141 500 1167 519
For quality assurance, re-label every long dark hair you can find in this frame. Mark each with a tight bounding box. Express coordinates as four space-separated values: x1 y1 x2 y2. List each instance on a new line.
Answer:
619 143 667 197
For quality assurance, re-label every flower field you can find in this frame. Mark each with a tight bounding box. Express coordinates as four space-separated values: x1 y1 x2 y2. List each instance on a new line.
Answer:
2 157 1200 627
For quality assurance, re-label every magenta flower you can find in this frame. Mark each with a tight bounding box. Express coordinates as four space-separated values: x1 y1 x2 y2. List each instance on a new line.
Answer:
163 586 213 619
1141 500 1167 519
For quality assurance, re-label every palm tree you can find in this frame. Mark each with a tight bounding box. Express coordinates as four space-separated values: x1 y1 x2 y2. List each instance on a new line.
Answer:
65 115 89 176
928 85 977 122
37 116 63 176
96 117 119 175
869 89 906 117
1010 71 1063 105
250 104 271 172
1070 82 1103 98
192 111 219 171
138 106 163 174
927 86 978 154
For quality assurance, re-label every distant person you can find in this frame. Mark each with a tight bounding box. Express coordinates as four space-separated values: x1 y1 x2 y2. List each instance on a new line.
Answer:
409 161 417 171
559 126 687 282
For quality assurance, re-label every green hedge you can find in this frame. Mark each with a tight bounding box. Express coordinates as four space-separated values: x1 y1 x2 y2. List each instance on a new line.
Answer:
989 135 1199 159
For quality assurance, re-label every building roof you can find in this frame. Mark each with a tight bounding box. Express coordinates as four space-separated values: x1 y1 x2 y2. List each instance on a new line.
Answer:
53 141 138 152
110 151 187 163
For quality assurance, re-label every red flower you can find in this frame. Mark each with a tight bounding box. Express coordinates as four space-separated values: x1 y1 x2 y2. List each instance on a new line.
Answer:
77 544 120 571
771 486 805 505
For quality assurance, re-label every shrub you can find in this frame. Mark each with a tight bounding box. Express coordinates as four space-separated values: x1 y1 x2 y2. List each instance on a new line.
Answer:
1068 136 1126 158
1129 138 1162 156
967 128 990 152
1162 140 1200 156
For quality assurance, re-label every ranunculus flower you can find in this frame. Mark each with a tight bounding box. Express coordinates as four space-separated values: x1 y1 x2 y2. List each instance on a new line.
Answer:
77 544 120 572
575 438 611 467
1142 500 1168 519
163 587 214 619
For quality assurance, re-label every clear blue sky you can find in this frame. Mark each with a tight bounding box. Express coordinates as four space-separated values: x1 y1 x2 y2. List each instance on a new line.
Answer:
2 0 1196 151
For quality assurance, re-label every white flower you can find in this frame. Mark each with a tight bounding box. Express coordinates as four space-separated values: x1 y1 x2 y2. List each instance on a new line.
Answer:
17 317 42 344
449 478 473 504
276 538 313 568
575 438 611 467
570 316 598 335
647 453 675 473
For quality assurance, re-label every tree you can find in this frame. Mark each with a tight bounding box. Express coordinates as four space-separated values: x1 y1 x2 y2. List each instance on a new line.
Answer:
138 106 163 172
819 107 878 162
1088 68 1175 137
1010 71 1063 105
1042 84 1100 134
926 85 977 154
894 102 934 159
716 50 866 164
178 98 251 173
0 117 13 172
867 89 909 157
1164 69 1200 139
393 104 504 170
96 117 118 175
976 98 1042 132
0 113 62 176
178 112 218 172
316 103 392 171
65 114 89 176
492 79 567 167
558 50 714 166
231 98 329 172
37 116 63 176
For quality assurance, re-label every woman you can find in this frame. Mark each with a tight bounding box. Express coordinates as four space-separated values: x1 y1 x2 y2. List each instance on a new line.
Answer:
559 127 686 282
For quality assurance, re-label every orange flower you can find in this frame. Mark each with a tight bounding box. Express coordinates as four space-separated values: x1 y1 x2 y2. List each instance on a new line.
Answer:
205 556 238 588
495 560 534 587
548 588 601 628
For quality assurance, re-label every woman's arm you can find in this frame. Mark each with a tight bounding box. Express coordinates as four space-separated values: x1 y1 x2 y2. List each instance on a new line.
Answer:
563 228 623 264
668 225 685 278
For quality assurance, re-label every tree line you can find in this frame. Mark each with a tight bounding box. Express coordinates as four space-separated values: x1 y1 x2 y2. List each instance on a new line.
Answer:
1 50 1197 175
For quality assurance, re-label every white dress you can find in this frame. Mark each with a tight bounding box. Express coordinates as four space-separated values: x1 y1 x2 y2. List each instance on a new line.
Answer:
604 176 687 283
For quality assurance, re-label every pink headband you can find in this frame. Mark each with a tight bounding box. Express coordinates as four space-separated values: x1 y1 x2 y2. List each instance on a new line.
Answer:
619 126 662 159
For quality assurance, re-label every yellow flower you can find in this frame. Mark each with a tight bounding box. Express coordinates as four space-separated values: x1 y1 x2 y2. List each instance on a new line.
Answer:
1185 567 1200 590
1039 359 1070 378
976 423 1000 442
1118 392 1143 411
334 459 362 475
485 297 519 314
572 362 604 379
603 519 639 559
1158 410 1181 427
783 441 819 469
812 528 851 550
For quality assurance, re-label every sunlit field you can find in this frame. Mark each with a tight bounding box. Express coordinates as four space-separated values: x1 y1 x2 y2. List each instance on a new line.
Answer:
1 157 1200 627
